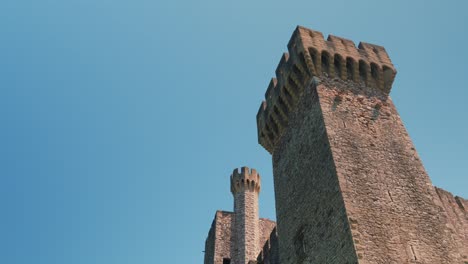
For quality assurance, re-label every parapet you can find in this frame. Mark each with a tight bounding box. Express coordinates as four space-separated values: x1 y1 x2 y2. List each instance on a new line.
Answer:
230 166 261 194
257 26 397 153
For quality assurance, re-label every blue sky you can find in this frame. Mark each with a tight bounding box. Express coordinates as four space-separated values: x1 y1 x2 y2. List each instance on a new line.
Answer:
1 0 467 263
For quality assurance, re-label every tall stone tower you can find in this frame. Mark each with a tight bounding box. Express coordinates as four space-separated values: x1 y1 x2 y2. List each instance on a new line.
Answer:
256 26 467 263
230 167 261 264
203 167 276 264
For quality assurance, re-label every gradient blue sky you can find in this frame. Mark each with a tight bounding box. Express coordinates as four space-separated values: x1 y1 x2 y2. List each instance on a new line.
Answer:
1 0 467 263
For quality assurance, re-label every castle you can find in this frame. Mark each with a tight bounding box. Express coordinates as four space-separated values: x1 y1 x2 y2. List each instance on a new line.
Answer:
204 26 467 264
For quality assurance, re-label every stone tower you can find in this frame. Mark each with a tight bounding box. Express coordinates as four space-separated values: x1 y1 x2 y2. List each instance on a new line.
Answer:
256 26 467 263
230 167 261 264
203 167 276 264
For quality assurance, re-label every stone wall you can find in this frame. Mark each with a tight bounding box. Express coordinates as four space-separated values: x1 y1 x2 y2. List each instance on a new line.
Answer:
233 191 259 264
204 165 276 264
204 217 216 264
434 187 468 263
203 212 277 264
257 227 279 264
255 26 467 264
203 211 233 264
259 218 276 251
271 79 359 263
317 77 464 263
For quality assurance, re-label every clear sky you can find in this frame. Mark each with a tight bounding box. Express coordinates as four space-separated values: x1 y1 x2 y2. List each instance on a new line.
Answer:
1 0 467 263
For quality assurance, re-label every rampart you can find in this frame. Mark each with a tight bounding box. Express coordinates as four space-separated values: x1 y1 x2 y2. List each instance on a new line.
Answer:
257 26 397 154
256 26 467 263
204 25 467 264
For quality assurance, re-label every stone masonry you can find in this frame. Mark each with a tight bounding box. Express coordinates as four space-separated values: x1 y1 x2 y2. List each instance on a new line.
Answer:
204 167 276 264
204 26 467 264
231 167 261 264
256 26 467 263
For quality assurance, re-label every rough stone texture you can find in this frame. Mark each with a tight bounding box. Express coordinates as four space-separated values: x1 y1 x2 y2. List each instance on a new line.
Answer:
256 26 396 154
257 227 279 264
204 216 216 264
205 25 467 264
255 26 467 264
434 187 468 263
231 167 261 264
204 211 234 264
204 168 277 264
259 218 276 252
272 79 359 263
233 191 259 264
316 78 465 263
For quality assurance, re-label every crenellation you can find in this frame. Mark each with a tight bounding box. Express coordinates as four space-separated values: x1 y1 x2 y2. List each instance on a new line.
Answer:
204 167 279 264
231 167 261 264
275 53 290 84
231 166 261 194
257 25 399 153
205 25 466 264
264 78 277 102
255 25 465 264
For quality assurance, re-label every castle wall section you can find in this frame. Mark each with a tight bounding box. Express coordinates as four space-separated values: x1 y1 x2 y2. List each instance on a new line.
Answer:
271 79 359 263
316 77 464 263
204 218 216 264
256 26 467 264
257 227 279 264
435 187 468 263
204 213 277 264
259 218 276 251
266 227 279 264
204 211 234 264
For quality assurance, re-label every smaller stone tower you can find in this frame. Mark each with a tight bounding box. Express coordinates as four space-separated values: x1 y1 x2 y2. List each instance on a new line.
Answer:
203 168 276 264
230 167 261 264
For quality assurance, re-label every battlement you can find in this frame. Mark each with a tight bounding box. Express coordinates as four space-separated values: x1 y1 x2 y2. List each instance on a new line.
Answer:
230 166 261 194
206 25 467 264
257 26 397 153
